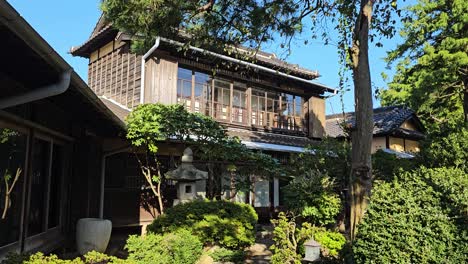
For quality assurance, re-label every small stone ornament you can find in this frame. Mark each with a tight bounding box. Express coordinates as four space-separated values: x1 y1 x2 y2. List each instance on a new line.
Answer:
303 238 321 262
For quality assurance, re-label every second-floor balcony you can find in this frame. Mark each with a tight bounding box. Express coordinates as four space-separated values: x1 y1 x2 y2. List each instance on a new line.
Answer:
176 67 306 134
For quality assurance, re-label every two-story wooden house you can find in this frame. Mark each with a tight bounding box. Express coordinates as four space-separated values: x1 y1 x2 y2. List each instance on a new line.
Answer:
70 16 336 225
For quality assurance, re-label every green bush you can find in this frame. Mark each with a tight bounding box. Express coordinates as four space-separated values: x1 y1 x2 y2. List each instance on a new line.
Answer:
147 200 258 249
270 212 345 264
126 229 202 264
4 251 127 264
419 127 468 172
1 252 30 264
283 171 342 227
208 248 246 263
372 149 415 181
312 229 346 257
353 167 468 263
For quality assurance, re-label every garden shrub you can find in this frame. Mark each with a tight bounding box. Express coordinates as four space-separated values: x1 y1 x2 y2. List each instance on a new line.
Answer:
20 251 126 264
8 251 127 264
353 167 468 263
283 171 342 227
372 149 415 181
147 200 257 249
208 247 246 263
126 229 202 264
270 212 345 264
419 127 468 172
1 252 30 264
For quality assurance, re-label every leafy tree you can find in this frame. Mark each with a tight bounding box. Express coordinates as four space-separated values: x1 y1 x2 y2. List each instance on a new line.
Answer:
283 170 342 227
379 0 468 131
101 0 402 240
418 127 468 172
126 103 279 213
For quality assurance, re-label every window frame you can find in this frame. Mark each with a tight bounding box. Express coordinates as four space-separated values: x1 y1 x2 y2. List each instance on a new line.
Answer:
176 65 307 132
0 118 70 254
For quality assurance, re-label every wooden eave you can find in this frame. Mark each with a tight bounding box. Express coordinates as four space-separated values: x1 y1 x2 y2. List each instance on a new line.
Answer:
0 1 126 136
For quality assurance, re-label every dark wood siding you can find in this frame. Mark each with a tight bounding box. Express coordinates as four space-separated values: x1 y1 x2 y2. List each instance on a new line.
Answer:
88 42 141 109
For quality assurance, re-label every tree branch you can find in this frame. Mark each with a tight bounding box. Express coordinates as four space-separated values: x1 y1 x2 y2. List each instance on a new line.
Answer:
197 0 215 12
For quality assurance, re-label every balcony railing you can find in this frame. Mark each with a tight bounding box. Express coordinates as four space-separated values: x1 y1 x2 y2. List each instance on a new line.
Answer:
176 68 306 134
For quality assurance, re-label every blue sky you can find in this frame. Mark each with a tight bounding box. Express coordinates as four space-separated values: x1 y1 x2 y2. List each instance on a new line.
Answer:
7 0 405 115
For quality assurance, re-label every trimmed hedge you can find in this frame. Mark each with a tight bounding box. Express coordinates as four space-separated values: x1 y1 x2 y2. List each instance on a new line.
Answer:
126 229 202 264
147 200 258 249
353 167 468 263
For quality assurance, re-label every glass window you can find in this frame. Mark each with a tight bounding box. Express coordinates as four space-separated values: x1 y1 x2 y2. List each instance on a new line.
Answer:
295 96 302 116
389 137 405 152
213 79 231 121
0 127 27 247
254 180 270 207
232 82 247 124
177 68 193 110
28 138 50 236
194 72 211 114
48 144 63 229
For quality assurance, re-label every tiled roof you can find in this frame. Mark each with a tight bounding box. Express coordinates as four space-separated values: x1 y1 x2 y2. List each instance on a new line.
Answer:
70 19 319 79
227 128 314 148
99 97 131 122
326 105 425 138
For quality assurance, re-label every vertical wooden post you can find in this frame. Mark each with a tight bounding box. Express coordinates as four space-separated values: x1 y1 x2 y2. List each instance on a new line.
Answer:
125 53 130 108
191 71 195 112
279 94 283 129
264 92 268 126
247 87 252 126
229 82 234 123
293 96 297 130
211 79 215 118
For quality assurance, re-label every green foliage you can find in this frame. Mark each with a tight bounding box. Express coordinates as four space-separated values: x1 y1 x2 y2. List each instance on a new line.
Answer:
283 170 342 227
147 200 258 249
101 0 401 59
270 213 345 264
126 230 203 264
372 149 416 181
126 103 225 153
208 248 246 264
419 128 468 172
270 213 302 264
1 252 30 264
83 251 128 264
289 139 351 190
353 167 468 263
24 253 83 264
5 251 127 264
126 103 280 200
380 0 468 132
312 229 346 257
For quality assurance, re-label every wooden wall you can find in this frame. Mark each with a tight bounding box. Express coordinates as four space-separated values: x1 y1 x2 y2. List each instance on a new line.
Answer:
144 57 178 104
308 96 326 138
88 41 141 109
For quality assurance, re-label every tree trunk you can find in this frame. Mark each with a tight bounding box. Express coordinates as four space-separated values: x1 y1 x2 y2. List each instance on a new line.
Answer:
348 0 374 242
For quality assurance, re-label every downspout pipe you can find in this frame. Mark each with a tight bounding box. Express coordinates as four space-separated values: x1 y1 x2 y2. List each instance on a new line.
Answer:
99 146 132 219
0 69 73 109
140 37 161 104
159 37 337 94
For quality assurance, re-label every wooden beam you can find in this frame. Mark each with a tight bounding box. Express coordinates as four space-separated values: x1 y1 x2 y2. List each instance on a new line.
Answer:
191 70 195 112
247 87 252 126
229 82 234 123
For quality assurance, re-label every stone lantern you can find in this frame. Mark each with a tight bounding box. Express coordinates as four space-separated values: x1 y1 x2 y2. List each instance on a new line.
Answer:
166 147 208 205
303 238 321 262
